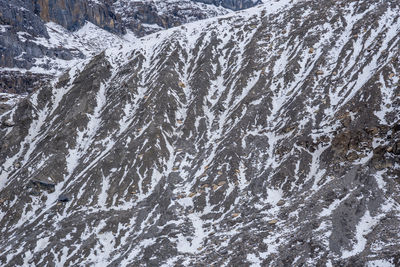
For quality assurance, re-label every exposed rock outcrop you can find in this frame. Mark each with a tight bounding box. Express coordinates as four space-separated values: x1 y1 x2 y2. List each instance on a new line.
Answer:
112 0 229 36
193 0 261 10
0 71 52 94
34 0 125 33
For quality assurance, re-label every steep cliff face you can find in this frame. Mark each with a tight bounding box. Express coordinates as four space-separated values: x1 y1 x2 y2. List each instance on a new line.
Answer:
0 71 52 94
34 0 125 33
0 0 107 95
0 0 47 69
0 0 399 266
0 0 48 37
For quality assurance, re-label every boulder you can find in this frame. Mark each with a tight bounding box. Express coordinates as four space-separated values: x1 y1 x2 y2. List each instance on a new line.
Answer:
277 200 285 206
30 179 56 193
2 120 15 127
268 219 278 225
58 195 71 202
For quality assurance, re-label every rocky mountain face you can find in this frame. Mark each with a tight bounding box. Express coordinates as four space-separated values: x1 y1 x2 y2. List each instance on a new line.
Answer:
0 0 106 95
1 0 124 71
109 0 260 35
112 0 229 36
34 0 125 33
0 0 255 96
193 0 260 10
1 0 400 266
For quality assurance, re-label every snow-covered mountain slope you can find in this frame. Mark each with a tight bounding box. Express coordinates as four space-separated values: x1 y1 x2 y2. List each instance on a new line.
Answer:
0 0 234 94
112 0 230 36
5 21 136 76
0 19 134 103
0 0 124 71
1 0 400 265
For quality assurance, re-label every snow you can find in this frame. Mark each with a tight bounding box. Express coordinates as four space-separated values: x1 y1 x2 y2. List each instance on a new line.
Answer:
34 236 50 254
16 31 31 42
375 72 399 125
66 82 107 176
320 193 350 217
367 260 395 267
247 253 263 266
176 213 206 253
3 21 138 77
342 198 393 259
0 25 11 33
0 92 25 108
266 188 282 206
98 173 110 207
341 210 378 258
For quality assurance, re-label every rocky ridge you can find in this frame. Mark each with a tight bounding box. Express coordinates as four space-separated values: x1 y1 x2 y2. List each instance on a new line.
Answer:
0 0 400 266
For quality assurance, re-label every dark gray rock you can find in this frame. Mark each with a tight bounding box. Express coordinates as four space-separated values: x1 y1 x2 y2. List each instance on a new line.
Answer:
33 0 125 33
57 194 71 202
0 71 52 94
30 179 56 193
